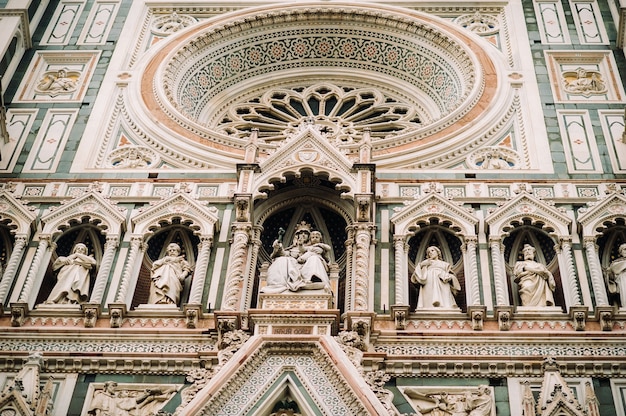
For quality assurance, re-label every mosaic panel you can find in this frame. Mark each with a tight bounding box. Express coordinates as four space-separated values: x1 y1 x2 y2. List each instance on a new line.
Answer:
533 0 570 44
400 187 420 198
197 186 219 198
152 186 173 198
569 0 609 45
545 51 626 103
576 186 599 198
109 186 131 197
78 1 121 45
533 187 555 198
488 187 510 198
444 186 466 199
598 110 626 173
22 109 79 173
557 110 603 173
40 1 86 46
22 186 45 197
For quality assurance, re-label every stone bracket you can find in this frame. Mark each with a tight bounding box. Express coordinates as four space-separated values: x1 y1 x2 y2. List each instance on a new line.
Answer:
495 305 514 331
108 303 127 328
467 305 487 331
595 305 615 331
390 304 409 330
569 305 588 331
183 303 203 329
81 303 101 328
10 302 29 327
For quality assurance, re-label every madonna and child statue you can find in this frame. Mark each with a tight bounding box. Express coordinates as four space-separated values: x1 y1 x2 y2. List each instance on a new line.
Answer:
261 222 332 294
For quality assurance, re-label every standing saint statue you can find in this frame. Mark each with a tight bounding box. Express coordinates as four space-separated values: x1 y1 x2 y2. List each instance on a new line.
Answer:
411 246 460 308
513 244 556 307
46 243 96 304
148 243 192 305
605 243 626 307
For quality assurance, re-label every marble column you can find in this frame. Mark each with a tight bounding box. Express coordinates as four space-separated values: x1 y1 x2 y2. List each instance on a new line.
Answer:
90 235 119 304
114 235 144 304
558 237 582 305
188 235 213 305
353 224 374 311
583 237 609 306
0 234 28 304
221 223 251 311
18 235 52 303
489 236 508 306
463 236 480 306
393 235 408 305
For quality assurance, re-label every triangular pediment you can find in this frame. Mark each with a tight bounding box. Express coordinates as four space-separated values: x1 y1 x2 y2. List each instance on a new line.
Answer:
0 191 37 235
485 191 571 237
41 191 127 236
181 335 388 415
0 391 31 416
132 192 219 236
254 126 357 199
390 191 478 236
577 191 626 236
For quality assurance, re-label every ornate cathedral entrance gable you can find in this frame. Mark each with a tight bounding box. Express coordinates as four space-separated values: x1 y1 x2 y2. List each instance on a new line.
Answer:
131 192 218 237
40 191 127 237
181 335 388 415
255 126 357 199
577 189 626 237
0 190 37 236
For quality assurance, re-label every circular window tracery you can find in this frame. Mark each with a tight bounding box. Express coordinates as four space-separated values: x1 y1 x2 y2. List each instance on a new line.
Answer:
216 82 423 143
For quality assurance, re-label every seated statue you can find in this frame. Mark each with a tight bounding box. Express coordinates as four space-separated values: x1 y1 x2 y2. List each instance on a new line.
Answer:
513 244 556 307
148 243 192 305
262 224 332 294
46 243 96 304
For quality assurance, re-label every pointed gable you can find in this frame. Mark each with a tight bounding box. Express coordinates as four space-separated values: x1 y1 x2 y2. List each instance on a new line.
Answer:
132 192 219 236
485 190 571 238
254 126 357 199
41 191 127 236
536 358 586 416
577 191 626 236
181 335 389 415
0 191 37 235
390 191 478 237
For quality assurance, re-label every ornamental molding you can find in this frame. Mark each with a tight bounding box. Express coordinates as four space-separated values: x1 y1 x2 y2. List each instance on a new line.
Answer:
132 192 219 237
485 191 571 238
390 190 478 237
40 191 127 237
577 191 626 237
0 191 37 235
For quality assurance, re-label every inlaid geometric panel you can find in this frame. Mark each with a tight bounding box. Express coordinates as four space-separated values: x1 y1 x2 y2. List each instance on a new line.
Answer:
598 110 626 173
533 0 571 44
0 109 38 172
22 109 79 173
40 0 86 46
78 1 121 45
557 110 603 173
569 0 609 45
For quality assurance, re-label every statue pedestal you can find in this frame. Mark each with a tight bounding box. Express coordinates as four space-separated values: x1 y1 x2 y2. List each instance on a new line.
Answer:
249 291 339 336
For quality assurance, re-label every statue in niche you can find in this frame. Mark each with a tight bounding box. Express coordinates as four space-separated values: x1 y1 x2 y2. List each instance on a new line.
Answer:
148 242 192 305
411 246 460 309
479 149 510 169
88 381 177 416
513 244 556 307
262 223 331 294
46 243 96 305
605 243 626 307
270 392 301 416
404 385 493 416
36 68 78 97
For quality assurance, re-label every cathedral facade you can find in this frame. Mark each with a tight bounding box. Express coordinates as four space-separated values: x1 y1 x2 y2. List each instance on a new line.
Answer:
0 0 626 414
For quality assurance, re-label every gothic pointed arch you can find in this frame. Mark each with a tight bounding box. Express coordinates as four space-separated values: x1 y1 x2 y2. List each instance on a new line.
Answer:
0 191 37 281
